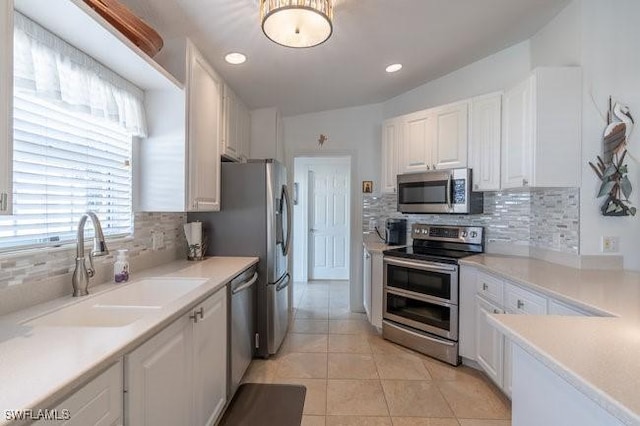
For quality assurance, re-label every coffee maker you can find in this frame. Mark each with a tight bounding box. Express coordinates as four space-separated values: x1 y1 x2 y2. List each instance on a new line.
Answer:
385 218 407 246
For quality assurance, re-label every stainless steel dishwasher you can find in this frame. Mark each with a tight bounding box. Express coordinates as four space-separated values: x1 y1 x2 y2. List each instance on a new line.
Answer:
228 265 259 397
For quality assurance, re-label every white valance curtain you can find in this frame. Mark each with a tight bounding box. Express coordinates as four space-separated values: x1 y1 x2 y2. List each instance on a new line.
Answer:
13 12 148 137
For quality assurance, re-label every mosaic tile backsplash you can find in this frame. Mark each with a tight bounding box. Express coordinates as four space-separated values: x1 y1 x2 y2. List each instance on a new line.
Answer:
363 188 579 254
0 212 187 289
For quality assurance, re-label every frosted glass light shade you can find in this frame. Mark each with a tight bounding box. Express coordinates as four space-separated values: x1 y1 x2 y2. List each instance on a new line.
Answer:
260 0 333 48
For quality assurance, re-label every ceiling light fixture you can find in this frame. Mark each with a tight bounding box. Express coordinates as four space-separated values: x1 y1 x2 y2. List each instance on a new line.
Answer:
260 0 333 48
386 63 403 73
225 52 247 65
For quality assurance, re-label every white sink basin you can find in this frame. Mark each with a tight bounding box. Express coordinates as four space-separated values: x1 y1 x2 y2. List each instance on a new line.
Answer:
28 305 159 328
91 277 207 308
27 277 208 328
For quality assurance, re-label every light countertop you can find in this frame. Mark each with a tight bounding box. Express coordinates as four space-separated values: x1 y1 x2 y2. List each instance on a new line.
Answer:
362 234 405 254
0 256 258 424
462 254 640 425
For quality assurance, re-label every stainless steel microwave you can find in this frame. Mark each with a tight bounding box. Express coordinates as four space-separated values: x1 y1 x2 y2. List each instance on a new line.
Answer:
397 168 483 214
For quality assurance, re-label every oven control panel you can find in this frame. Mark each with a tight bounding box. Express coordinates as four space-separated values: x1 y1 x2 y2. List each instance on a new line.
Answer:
411 224 483 245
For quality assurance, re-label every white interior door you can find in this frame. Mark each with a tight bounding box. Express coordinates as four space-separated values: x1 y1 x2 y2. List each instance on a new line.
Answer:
308 161 350 280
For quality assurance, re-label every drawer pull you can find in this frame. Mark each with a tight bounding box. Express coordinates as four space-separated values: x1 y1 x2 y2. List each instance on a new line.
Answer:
482 283 488 291
517 299 525 309
190 307 204 323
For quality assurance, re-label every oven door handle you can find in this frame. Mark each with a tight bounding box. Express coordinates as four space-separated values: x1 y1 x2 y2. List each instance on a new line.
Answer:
384 321 456 347
446 173 453 211
384 257 457 272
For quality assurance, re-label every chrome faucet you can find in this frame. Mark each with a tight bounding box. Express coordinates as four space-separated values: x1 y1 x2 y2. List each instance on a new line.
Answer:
72 212 109 297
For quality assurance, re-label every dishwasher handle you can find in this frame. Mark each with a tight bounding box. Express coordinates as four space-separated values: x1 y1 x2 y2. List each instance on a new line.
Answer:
232 272 258 295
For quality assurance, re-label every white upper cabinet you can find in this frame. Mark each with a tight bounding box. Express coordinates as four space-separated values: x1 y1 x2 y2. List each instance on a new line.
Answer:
381 117 402 193
501 77 533 189
433 101 468 170
502 67 581 189
222 85 251 162
470 93 502 191
0 1 12 215
402 110 435 173
137 39 222 212
186 41 222 212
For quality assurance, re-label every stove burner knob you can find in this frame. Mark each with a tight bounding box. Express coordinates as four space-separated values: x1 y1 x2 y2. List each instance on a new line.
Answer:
461 231 468 238
470 231 478 238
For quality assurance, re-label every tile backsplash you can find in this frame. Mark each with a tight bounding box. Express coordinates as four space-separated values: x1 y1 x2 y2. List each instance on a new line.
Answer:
363 188 579 254
0 212 187 289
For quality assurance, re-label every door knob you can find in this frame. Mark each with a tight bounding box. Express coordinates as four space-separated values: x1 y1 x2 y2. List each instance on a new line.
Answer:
310 228 318 233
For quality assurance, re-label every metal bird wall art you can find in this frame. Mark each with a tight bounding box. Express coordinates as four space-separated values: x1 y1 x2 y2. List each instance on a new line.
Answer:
589 98 636 216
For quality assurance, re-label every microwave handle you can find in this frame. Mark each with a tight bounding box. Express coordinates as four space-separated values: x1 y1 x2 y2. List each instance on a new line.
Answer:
446 174 453 211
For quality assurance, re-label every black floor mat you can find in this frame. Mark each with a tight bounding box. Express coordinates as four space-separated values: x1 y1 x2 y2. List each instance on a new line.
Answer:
218 383 307 426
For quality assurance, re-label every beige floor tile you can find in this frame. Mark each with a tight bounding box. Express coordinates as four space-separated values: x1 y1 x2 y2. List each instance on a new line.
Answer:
329 319 375 335
436 376 511 420
274 378 327 415
326 415 392 426
296 307 330 320
328 353 379 379
328 334 372 353
326 379 389 416
240 359 279 384
374 352 432 380
456 420 511 426
330 306 369 320
381 380 454 418
300 415 326 426
275 353 328 379
284 333 328 353
291 319 330 334
391 418 460 426
302 416 326 426
422 358 484 382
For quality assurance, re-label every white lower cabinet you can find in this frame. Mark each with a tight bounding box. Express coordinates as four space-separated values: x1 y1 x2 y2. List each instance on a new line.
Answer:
362 245 384 329
125 313 192 426
36 361 123 426
475 295 504 387
512 345 624 426
126 287 227 426
193 288 227 426
460 265 600 398
363 246 372 322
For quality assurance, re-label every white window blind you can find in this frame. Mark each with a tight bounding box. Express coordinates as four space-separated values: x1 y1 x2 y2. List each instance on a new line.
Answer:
0 13 143 251
0 92 133 250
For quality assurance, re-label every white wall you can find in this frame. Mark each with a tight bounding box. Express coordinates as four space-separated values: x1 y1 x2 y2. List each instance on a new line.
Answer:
383 41 531 119
283 103 383 311
530 0 582 68
579 0 640 270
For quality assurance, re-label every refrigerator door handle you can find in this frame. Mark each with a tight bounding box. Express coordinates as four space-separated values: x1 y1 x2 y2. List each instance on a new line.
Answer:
281 185 293 256
275 273 290 292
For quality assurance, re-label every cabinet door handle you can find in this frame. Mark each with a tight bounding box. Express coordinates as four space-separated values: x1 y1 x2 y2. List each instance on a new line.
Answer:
493 309 501 314
190 307 204 323
482 283 488 291
474 184 479 190
0 192 6 211
522 178 529 187
517 299 525 309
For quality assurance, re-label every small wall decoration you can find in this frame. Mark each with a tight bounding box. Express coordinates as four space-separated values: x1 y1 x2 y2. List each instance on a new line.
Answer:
362 181 373 193
318 134 327 147
589 97 636 216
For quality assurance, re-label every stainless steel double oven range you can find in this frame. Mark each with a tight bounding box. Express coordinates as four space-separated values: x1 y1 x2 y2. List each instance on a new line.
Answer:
382 224 484 366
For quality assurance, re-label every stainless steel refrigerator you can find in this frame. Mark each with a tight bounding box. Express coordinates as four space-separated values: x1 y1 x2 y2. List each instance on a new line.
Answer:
188 159 292 361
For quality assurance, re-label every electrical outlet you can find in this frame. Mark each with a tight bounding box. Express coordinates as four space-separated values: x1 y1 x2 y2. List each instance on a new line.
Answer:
152 231 165 250
601 236 619 253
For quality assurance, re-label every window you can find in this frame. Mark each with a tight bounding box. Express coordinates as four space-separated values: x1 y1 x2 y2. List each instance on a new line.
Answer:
0 13 147 251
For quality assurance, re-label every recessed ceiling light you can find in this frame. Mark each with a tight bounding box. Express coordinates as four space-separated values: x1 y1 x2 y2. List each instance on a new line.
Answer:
225 52 247 65
386 63 403 73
